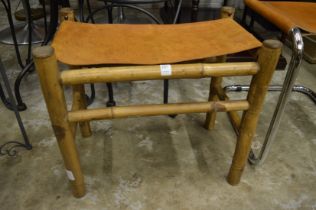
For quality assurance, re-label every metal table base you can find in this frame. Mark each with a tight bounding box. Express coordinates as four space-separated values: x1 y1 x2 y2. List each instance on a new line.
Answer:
0 60 31 156
0 21 47 45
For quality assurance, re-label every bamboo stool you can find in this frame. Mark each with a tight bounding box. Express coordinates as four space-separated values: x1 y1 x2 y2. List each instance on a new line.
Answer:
33 7 282 197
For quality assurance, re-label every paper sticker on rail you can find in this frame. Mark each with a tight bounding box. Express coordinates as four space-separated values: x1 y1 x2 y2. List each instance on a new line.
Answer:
66 170 75 181
160 64 172 76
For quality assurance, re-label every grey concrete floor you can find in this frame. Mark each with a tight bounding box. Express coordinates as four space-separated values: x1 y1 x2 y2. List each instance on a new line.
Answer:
0 3 316 210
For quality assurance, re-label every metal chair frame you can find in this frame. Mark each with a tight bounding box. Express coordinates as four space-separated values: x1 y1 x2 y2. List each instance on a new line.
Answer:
225 3 315 166
0 60 32 156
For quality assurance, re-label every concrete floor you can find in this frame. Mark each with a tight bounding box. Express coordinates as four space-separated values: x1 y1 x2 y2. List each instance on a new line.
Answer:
0 3 316 210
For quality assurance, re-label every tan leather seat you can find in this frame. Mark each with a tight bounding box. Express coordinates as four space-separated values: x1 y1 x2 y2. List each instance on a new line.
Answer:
245 0 316 33
52 18 261 66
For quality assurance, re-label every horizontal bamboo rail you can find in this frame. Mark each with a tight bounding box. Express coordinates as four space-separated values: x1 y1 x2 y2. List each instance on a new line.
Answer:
68 100 249 122
61 62 260 85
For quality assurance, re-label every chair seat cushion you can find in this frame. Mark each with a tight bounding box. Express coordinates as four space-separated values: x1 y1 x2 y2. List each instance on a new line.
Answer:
245 0 316 33
52 19 261 66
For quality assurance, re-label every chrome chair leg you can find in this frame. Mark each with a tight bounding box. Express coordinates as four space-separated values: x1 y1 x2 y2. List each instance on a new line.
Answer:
248 28 304 165
118 7 126 23
225 28 305 165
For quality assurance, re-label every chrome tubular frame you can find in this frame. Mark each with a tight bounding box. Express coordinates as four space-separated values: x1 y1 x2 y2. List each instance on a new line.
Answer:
247 27 304 165
225 28 306 165
225 85 316 104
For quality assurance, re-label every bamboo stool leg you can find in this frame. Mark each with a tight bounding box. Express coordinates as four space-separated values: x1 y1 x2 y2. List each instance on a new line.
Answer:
59 7 75 22
204 56 225 130
204 7 234 130
72 85 92 137
227 40 282 185
33 46 86 198
221 6 235 18
60 8 91 138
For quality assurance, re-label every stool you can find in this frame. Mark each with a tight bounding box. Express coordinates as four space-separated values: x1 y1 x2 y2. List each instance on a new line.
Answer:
33 7 281 197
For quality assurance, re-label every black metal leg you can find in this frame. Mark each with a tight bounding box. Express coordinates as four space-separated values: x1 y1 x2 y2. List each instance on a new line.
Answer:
0 79 12 109
163 79 176 118
13 62 34 111
86 83 96 106
86 0 95 23
24 0 32 66
0 60 32 156
0 62 33 111
107 4 113 23
44 0 58 44
173 0 182 24
191 0 200 22
249 11 255 30
241 6 248 26
78 0 85 22
163 79 169 104
1 0 25 68
106 83 116 107
1 0 54 111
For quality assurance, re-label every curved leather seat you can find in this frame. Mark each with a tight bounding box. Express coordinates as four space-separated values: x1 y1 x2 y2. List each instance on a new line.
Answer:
245 0 316 33
52 18 261 66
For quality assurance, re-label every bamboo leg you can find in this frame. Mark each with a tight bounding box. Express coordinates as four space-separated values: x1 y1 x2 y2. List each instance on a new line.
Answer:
204 54 227 129
204 6 235 130
221 6 235 18
227 40 282 185
33 46 85 198
59 7 75 22
72 85 92 137
60 8 92 138
227 109 241 135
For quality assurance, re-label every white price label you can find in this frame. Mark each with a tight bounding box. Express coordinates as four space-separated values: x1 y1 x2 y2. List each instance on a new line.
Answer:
160 64 172 76
66 170 75 181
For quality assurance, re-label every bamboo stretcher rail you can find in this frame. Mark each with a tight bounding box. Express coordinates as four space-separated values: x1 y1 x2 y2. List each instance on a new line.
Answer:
61 62 260 85
67 100 249 122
